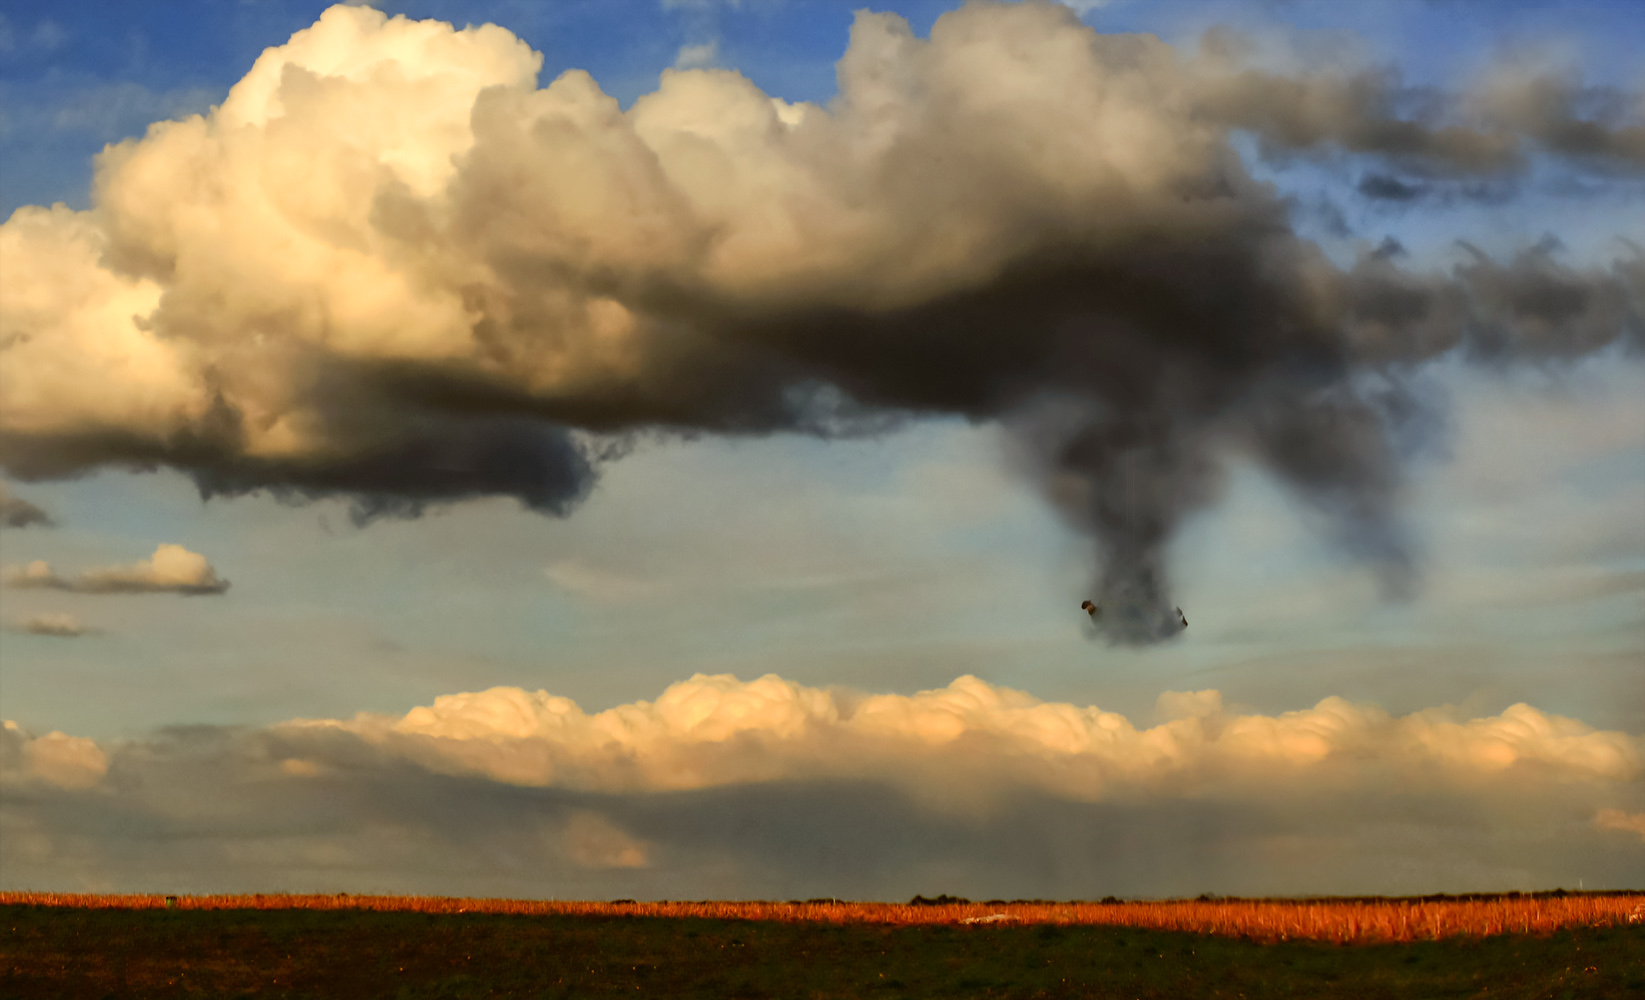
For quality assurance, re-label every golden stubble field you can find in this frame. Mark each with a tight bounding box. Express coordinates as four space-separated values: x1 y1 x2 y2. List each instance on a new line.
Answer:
6 890 1639 944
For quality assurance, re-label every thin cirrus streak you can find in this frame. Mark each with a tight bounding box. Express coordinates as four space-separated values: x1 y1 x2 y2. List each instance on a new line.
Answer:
0 3 1639 643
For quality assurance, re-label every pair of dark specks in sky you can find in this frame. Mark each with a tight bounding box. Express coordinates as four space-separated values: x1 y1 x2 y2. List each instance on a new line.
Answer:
1082 600 1187 631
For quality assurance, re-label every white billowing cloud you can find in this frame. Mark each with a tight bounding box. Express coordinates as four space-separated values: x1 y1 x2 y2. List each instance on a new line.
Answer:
3 543 229 595
9 612 92 637
1594 808 1645 842
292 673 1642 800
0 205 200 441
1 721 108 789
7 1 1625 480
3 4 545 473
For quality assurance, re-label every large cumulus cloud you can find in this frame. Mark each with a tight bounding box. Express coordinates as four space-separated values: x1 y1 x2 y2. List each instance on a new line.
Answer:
1 3 1640 641
3 674 1640 898
287 673 1642 798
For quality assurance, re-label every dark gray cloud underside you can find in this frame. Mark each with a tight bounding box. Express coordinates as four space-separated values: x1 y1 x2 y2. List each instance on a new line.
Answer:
0 413 600 528
2 238 1634 640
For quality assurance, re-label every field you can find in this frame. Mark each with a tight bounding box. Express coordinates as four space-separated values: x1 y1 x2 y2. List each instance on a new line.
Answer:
4 892 1642 999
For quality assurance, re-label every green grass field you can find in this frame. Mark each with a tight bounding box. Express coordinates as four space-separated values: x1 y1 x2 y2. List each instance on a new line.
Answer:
4 904 1642 999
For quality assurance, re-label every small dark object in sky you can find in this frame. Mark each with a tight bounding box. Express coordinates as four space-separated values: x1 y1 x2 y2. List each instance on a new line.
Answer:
1084 599 1186 630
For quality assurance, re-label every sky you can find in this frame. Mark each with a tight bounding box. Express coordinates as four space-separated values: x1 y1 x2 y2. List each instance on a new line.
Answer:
0 0 1641 900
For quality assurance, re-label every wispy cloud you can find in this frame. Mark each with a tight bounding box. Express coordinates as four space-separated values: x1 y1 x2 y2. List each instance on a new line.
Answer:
1058 1 1117 15
672 40 718 70
544 558 654 603
0 14 66 56
3 544 229 595
48 82 216 137
0 484 52 528
6 612 93 638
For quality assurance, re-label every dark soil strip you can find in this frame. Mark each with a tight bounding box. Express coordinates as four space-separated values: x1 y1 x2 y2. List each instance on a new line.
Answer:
4 904 1642 999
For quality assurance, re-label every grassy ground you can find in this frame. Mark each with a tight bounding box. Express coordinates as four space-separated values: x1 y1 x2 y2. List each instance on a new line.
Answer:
5 905 1643 999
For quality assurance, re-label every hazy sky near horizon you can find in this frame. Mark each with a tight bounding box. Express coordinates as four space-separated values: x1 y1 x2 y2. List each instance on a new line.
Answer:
1 0 1641 899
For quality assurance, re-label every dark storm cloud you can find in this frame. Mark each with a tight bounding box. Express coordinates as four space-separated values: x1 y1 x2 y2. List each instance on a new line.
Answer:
2 2 1642 643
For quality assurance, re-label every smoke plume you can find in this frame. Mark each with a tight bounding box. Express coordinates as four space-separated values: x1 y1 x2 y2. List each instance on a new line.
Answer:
1 2 1639 641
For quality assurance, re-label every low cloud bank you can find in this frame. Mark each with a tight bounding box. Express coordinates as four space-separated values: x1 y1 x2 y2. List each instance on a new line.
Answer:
4 674 1639 898
2 544 229 595
292 673 1641 798
1 3 1639 641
